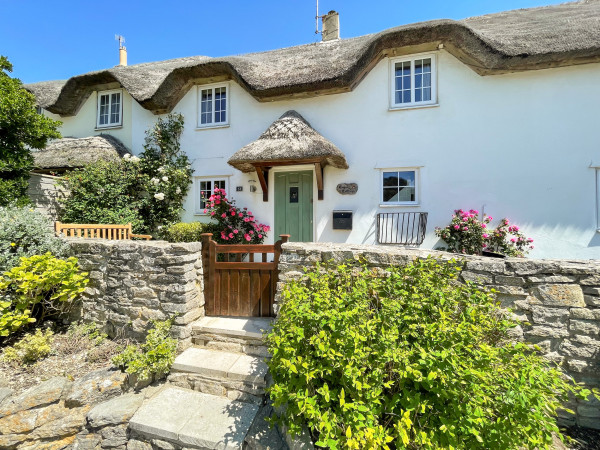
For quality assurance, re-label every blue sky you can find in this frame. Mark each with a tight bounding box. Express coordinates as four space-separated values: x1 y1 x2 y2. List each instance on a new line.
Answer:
2 0 564 84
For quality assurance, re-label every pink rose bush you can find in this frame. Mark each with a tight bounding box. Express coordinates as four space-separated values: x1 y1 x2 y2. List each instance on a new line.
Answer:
435 209 534 257
203 188 270 245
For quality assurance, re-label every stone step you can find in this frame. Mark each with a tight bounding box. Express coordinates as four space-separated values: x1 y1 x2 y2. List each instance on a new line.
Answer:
169 347 269 404
192 316 273 358
129 386 259 449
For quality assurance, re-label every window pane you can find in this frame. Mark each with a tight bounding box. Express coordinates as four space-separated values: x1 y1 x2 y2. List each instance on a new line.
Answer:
215 180 226 190
110 93 120 124
397 186 415 202
214 87 226 123
383 172 399 187
395 61 411 104
201 89 213 124
383 188 399 203
397 171 415 187
199 180 212 209
99 94 109 125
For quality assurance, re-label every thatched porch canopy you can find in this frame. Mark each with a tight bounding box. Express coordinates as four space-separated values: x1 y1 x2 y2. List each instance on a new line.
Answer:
228 110 348 201
228 110 348 173
33 134 131 173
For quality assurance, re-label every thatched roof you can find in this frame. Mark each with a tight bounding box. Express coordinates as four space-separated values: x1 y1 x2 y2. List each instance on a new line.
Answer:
25 1 600 115
33 134 131 170
228 110 348 173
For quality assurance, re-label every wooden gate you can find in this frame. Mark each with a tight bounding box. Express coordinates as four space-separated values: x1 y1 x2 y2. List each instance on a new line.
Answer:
201 233 290 317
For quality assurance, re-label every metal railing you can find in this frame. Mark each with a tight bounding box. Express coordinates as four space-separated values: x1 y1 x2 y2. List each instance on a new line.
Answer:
376 212 428 246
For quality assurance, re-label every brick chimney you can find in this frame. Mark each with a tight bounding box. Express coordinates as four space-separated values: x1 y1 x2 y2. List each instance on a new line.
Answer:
322 11 340 41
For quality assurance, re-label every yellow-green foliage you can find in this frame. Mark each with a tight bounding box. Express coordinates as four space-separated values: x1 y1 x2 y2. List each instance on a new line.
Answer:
267 258 592 449
3 328 53 364
0 253 88 337
163 221 206 242
112 319 177 381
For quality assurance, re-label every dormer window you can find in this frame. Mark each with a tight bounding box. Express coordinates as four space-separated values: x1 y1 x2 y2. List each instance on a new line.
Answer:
97 89 122 128
197 83 229 129
389 54 437 110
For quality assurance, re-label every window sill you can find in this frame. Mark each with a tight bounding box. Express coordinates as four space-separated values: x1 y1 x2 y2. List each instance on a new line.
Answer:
95 125 123 131
195 124 230 131
379 203 421 208
389 103 439 112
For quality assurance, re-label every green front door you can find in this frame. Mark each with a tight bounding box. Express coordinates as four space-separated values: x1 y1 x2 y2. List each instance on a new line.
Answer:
274 171 313 242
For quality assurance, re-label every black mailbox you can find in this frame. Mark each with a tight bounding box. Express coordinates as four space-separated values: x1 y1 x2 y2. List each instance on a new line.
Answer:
333 211 353 230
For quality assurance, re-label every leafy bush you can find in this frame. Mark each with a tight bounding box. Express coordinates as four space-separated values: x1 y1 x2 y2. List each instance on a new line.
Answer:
435 209 534 257
0 205 69 273
266 259 589 449
111 319 177 381
2 328 54 364
58 159 146 233
137 113 193 231
162 221 206 243
0 253 88 337
202 187 270 244
58 114 192 234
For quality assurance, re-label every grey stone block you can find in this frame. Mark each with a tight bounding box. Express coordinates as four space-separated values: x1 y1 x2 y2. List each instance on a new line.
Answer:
87 393 144 428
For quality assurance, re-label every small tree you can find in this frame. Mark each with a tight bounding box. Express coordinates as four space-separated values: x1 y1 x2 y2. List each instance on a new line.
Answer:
138 113 193 232
0 56 61 206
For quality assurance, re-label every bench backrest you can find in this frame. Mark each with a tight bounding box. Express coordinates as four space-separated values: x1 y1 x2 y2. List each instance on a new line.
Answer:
55 222 151 240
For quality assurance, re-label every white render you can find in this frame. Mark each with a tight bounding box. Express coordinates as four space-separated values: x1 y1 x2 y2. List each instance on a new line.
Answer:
45 50 600 259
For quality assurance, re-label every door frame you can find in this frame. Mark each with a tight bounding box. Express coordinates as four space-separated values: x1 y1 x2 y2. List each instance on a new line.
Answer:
271 164 317 242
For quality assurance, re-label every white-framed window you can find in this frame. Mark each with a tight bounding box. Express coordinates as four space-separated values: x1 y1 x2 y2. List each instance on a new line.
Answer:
196 177 228 213
389 54 437 109
197 83 229 128
96 89 123 128
380 168 419 205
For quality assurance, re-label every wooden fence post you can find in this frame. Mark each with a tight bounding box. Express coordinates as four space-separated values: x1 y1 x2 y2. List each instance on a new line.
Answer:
201 233 214 316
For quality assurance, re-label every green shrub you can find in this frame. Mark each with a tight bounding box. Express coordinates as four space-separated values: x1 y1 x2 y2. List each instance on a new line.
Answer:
0 253 88 337
58 159 147 233
0 206 69 273
266 259 590 449
162 221 206 242
58 114 192 234
2 328 54 364
111 319 177 381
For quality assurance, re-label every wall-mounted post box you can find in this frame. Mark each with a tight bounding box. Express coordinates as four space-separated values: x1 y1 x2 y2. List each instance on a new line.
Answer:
333 210 353 230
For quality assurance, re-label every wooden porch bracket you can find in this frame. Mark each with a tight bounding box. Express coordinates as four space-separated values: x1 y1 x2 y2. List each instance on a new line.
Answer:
315 162 324 200
255 166 269 202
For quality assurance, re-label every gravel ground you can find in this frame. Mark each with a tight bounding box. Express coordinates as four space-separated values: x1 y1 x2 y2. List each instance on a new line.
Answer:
0 323 127 395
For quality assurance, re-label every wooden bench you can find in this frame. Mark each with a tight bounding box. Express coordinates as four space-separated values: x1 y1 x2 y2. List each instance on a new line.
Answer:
55 222 152 240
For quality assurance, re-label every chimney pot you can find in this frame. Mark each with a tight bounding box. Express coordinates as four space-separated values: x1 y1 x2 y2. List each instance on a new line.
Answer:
119 46 127 66
322 11 340 42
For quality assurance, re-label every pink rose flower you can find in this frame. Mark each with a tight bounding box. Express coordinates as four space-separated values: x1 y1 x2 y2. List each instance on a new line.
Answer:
244 234 251 241
510 238 516 243
210 212 215 216
481 224 486 228
233 229 239 234
229 233 234 238
483 234 489 238
203 209 208 214
231 211 236 216
454 225 460 230
239 213 243 217
463 227 468 231
221 213 227 218
258 234 262 238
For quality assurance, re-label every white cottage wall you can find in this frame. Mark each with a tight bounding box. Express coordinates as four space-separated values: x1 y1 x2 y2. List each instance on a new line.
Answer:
52 50 600 259
45 90 134 150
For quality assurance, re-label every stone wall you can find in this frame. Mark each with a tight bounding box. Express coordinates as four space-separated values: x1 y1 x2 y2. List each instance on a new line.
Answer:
68 239 204 349
277 242 600 430
27 173 67 222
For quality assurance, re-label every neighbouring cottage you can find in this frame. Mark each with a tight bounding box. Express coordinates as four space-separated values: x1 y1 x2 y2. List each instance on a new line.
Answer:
25 1 600 258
